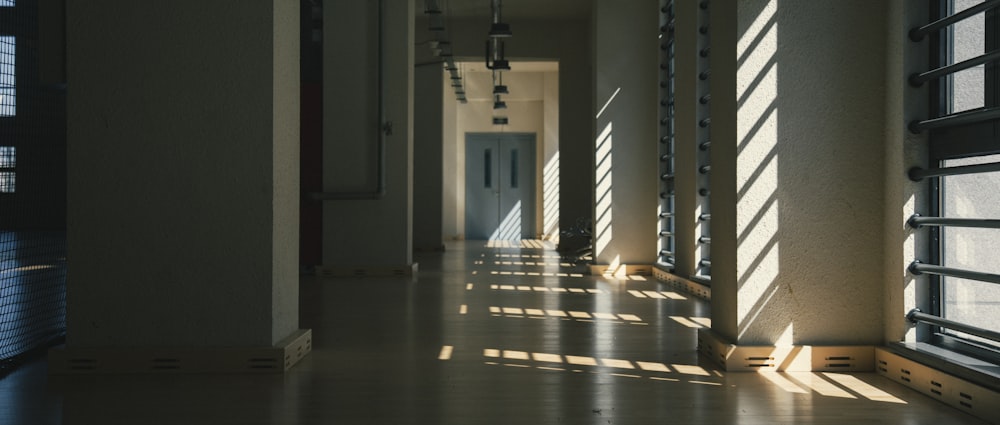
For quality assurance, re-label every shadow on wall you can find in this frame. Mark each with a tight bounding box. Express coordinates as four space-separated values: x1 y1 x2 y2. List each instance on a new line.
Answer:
732 0 886 346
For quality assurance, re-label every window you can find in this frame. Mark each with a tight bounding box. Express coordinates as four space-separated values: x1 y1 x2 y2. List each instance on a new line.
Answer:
908 0 1000 359
0 36 14 117
658 0 676 267
0 1 13 7
0 146 13 193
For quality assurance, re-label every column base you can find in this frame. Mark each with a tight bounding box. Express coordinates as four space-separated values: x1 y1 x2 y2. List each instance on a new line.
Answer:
49 329 312 374
697 328 874 372
652 267 712 300
315 263 418 277
588 263 652 277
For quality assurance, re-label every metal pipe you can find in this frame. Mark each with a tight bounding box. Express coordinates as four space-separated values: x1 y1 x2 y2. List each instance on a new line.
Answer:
910 0 1000 41
908 106 1000 133
312 0 387 201
907 308 1000 344
907 214 1000 229
910 50 1000 86
908 161 1000 181
909 260 1000 284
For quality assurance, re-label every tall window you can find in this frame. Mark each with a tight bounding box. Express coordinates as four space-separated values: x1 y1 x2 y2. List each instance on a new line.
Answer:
908 0 1000 358
0 146 13 193
658 0 676 268
0 36 13 117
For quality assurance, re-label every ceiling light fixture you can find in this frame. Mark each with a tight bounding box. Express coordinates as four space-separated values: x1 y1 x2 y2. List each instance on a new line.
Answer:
485 0 511 71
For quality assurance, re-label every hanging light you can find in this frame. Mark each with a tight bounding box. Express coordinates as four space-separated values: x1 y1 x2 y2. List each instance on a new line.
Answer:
484 0 511 71
493 70 509 94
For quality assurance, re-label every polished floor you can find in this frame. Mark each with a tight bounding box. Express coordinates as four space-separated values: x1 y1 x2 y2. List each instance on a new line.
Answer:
0 241 990 424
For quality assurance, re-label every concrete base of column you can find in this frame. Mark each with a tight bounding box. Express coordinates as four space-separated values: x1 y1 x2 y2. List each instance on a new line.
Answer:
697 328 874 372
49 329 312 374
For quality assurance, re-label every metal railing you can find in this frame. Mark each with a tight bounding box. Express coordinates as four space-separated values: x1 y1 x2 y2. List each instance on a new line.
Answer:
908 161 1000 181
907 214 1000 229
907 309 1000 345
909 0 1000 41
909 260 1000 285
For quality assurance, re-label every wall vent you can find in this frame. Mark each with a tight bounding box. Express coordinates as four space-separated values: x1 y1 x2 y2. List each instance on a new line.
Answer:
875 347 999 423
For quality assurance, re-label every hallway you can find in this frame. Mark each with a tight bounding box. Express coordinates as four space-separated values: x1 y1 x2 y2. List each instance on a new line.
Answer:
0 241 987 424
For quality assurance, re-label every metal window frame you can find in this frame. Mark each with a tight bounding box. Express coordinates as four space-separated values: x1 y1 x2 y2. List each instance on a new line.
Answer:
921 0 1000 360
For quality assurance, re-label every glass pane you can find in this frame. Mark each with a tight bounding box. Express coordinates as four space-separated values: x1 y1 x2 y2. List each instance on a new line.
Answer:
0 146 14 168
941 153 1000 345
0 171 14 193
0 36 14 117
0 1 12 7
484 149 492 189
510 149 518 188
947 0 986 114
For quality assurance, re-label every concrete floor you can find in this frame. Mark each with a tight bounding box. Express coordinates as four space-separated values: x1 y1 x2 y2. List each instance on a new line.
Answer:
0 241 989 424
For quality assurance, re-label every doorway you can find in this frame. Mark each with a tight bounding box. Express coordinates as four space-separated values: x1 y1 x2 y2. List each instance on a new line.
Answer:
465 133 536 240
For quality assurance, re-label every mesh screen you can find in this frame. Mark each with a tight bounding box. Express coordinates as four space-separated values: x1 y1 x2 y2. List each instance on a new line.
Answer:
0 0 68 375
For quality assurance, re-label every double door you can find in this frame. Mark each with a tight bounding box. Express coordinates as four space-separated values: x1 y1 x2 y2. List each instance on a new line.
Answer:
465 133 536 240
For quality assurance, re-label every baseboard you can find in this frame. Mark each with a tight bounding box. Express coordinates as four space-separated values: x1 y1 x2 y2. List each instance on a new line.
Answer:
589 264 652 277
652 267 712 300
414 245 446 253
316 263 418 278
697 329 874 372
48 329 312 374
876 347 999 422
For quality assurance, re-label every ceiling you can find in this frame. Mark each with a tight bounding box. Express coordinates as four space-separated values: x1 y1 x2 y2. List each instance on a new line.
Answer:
426 0 589 20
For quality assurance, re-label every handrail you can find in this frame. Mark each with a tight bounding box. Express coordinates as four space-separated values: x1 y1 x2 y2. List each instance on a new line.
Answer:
910 50 1000 86
908 161 1000 181
907 309 1000 344
910 0 1000 41
908 106 1000 134
907 214 1000 229
909 260 1000 285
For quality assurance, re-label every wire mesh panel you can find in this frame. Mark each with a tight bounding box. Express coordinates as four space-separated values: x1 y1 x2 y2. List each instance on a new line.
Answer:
0 0 68 375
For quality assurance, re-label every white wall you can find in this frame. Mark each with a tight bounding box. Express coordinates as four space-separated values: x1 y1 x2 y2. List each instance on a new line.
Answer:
442 18 593 243
709 0 887 345
66 0 300 347
592 0 659 266
444 71 550 239
322 0 414 267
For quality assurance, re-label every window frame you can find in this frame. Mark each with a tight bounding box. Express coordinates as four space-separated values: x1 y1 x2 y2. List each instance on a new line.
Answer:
921 0 1000 364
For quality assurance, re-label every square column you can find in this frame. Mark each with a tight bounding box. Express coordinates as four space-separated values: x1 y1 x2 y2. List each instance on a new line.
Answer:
57 0 308 373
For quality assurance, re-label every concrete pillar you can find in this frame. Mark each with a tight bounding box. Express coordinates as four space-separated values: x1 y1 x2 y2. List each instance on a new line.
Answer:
671 0 702 278
414 64 444 251
592 0 658 269
708 0 886 346
61 0 307 371
321 0 415 273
